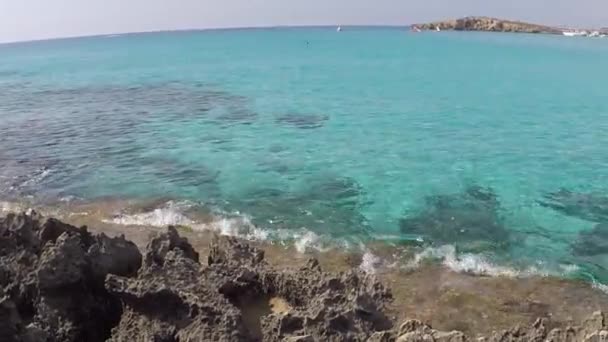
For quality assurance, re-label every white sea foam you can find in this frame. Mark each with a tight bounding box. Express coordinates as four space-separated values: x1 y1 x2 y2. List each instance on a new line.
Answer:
359 251 383 274
19 167 52 188
0 201 25 213
109 207 194 227
407 245 548 277
105 202 271 241
101 202 592 281
294 231 322 253
593 281 608 294
205 214 270 240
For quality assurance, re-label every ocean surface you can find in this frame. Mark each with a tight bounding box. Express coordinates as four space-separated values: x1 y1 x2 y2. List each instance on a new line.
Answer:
1 28 608 285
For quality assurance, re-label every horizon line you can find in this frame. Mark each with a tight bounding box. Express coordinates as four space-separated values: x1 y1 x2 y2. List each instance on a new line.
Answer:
0 24 412 46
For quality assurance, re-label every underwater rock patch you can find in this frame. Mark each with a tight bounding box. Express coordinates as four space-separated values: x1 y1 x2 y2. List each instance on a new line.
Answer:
230 176 372 238
539 189 608 223
276 113 329 129
572 223 608 257
399 185 511 251
216 106 258 125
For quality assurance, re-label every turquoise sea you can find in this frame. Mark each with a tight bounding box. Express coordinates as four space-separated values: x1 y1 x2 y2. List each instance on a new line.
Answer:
1 28 608 285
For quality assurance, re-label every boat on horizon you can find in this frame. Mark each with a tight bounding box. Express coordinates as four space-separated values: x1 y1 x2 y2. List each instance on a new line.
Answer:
562 30 588 37
336 26 342 32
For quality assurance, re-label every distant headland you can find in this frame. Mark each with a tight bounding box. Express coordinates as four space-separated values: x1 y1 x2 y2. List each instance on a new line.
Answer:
414 17 576 35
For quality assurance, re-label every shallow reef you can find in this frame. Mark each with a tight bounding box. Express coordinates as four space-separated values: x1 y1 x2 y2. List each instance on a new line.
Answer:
539 189 608 223
275 113 329 129
399 186 511 252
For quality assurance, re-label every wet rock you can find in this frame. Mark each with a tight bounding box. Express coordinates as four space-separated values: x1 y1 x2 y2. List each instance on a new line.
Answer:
400 186 511 251
539 189 608 223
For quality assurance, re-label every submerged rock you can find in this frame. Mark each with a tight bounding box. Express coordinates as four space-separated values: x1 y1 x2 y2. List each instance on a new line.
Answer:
232 176 372 238
276 113 329 129
539 189 608 223
399 186 511 252
572 223 608 257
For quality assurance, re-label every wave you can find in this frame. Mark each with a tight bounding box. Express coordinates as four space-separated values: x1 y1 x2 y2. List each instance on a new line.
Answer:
96 200 594 282
593 281 608 294
5 166 54 193
103 200 354 255
359 251 383 274
405 245 585 279
0 201 25 213
105 201 269 241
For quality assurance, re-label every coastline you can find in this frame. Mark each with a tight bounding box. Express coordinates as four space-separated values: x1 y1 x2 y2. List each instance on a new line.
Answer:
414 17 563 34
2 200 608 339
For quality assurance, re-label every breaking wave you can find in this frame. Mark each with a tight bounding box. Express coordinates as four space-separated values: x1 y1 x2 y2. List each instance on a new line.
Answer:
93 200 598 283
103 201 336 249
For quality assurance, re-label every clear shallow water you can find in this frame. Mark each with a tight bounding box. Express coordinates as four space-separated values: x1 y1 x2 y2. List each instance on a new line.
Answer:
1 28 608 283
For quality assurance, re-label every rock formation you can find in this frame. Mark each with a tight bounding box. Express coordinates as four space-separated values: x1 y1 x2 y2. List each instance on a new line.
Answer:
1 211 607 341
416 17 562 34
0 211 141 342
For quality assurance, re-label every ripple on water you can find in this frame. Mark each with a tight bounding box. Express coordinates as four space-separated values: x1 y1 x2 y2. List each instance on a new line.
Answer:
275 113 329 129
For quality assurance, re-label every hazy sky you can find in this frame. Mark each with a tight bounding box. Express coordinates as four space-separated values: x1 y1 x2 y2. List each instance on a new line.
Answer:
1 0 607 43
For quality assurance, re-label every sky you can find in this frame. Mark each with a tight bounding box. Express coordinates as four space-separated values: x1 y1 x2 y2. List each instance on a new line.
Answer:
1 0 607 43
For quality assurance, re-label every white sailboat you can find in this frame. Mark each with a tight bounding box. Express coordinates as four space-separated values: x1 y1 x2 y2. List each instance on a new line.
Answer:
336 26 342 32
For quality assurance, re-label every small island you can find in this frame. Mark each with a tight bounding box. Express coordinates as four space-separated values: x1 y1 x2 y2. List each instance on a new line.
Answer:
415 16 563 34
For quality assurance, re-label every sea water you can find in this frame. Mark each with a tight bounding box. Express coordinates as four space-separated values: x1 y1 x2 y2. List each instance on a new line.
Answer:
1 28 608 284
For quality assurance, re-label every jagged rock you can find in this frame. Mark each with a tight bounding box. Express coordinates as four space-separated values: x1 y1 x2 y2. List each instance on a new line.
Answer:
88 233 142 279
144 226 199 267
37 233 88 290
283 335 314 342
39 217 93 248
0 212 136 342
1 211 607 342
107 230 248 342
0 296 20 342
208 236 265 267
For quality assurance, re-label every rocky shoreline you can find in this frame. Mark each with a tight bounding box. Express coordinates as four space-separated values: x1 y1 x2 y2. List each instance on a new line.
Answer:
415 17 563 34
1 211 607 341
